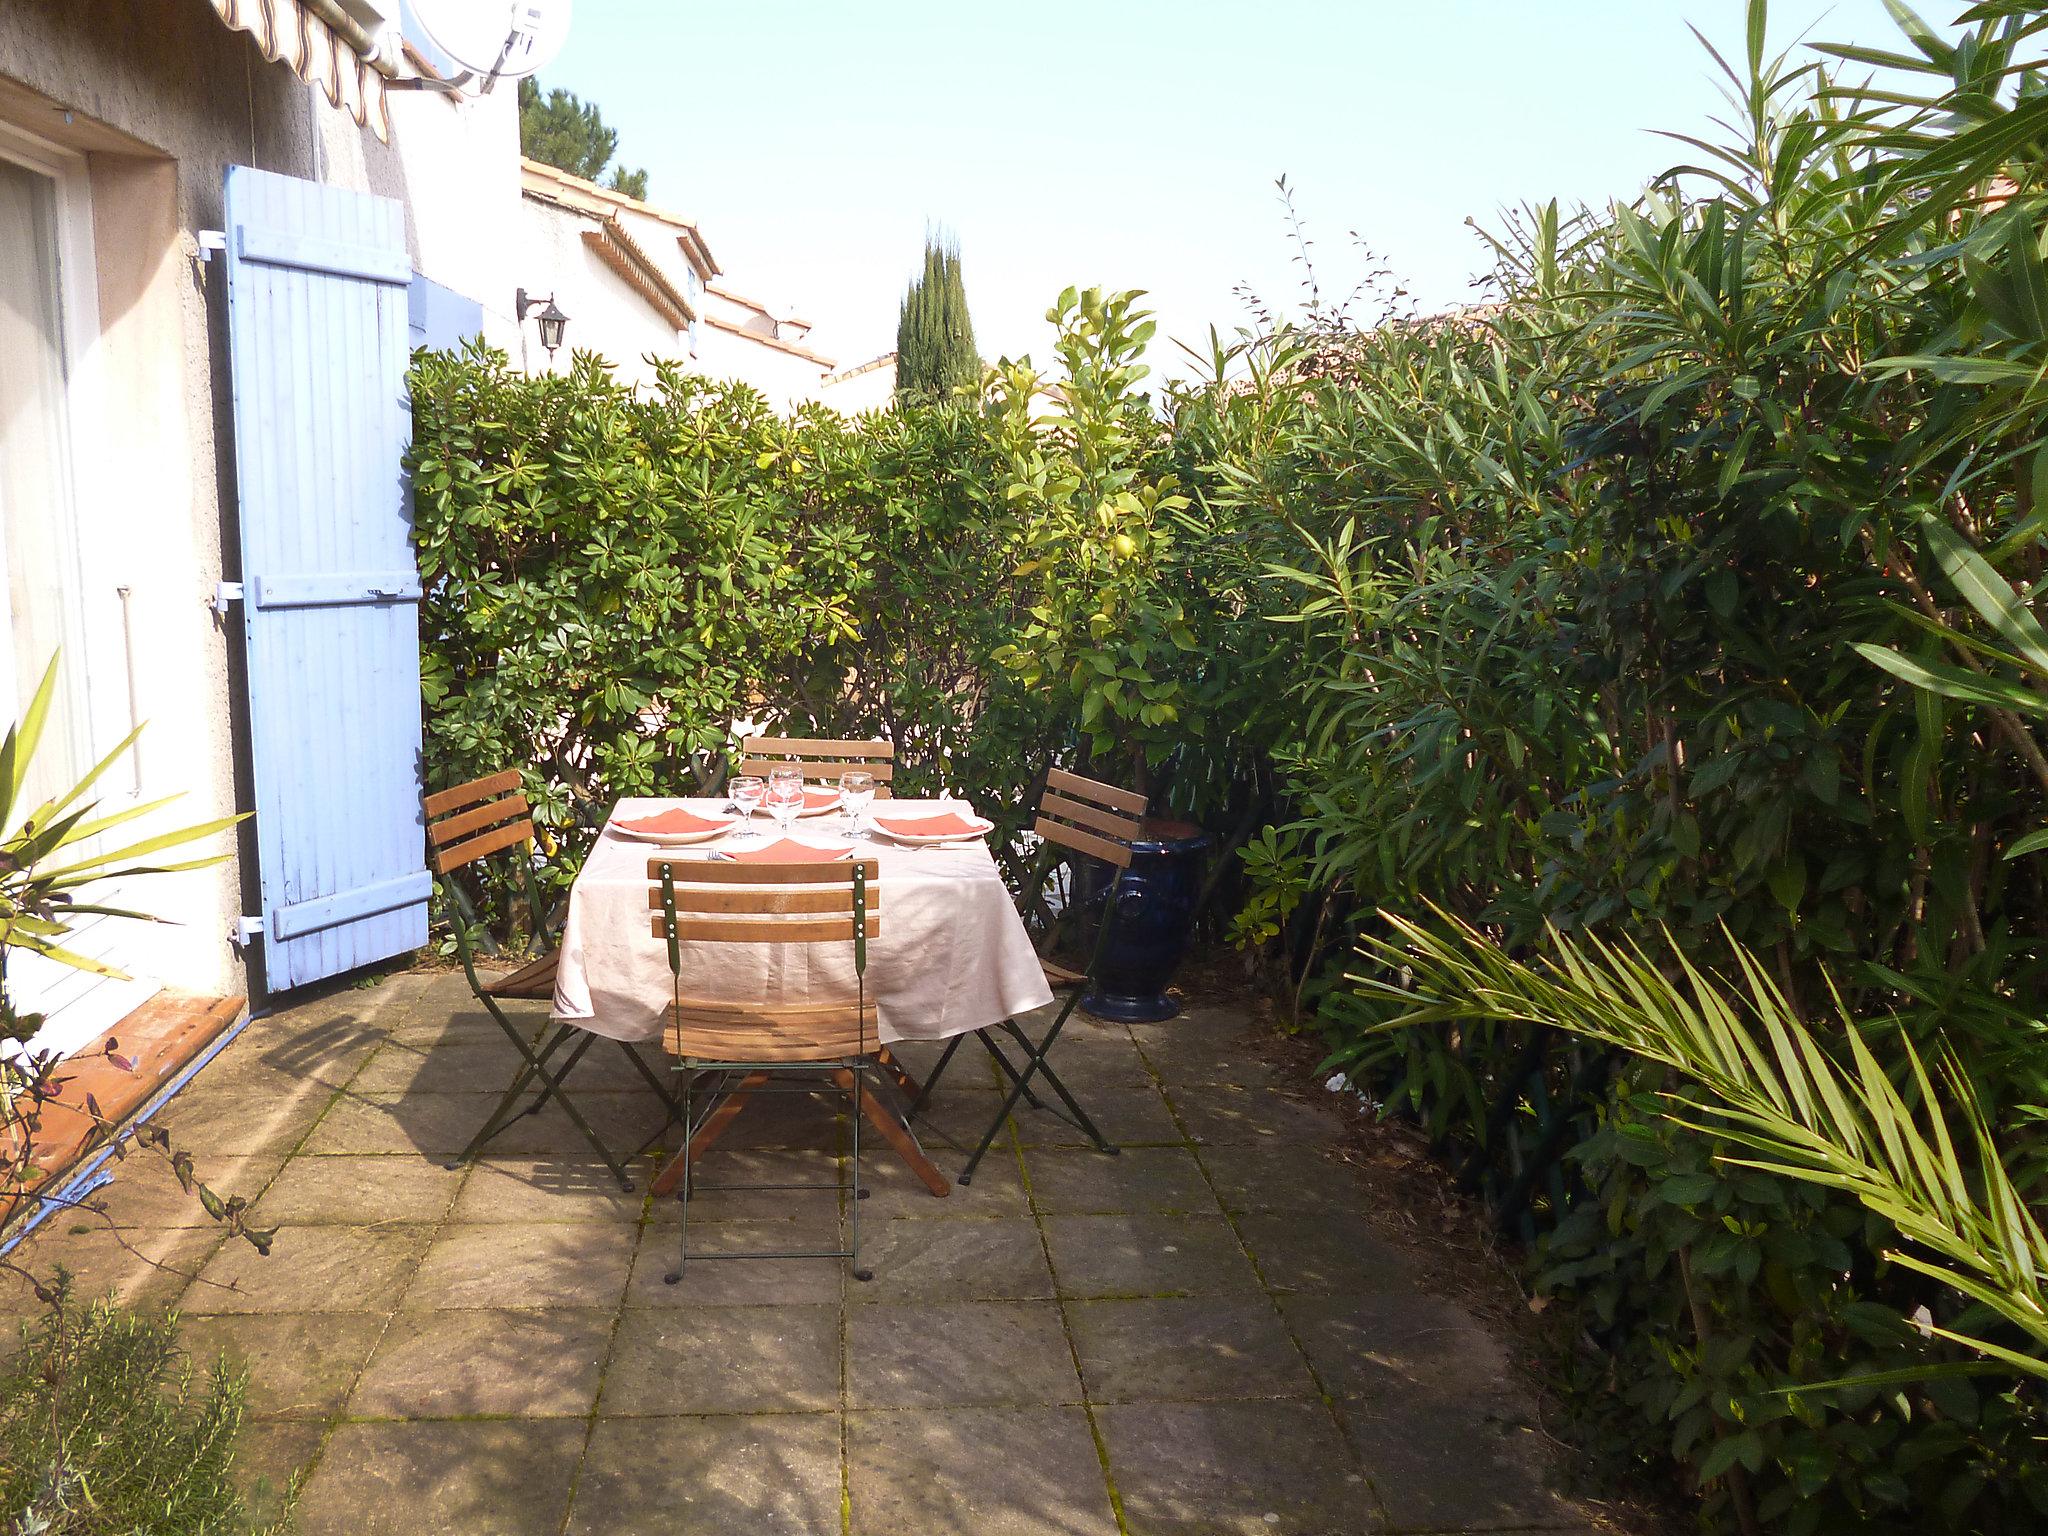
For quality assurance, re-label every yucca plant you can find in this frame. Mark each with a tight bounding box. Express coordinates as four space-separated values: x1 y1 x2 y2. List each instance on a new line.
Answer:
1357 907 2048 1382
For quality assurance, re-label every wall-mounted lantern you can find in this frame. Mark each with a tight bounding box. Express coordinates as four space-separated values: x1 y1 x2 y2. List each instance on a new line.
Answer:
515 287 570 357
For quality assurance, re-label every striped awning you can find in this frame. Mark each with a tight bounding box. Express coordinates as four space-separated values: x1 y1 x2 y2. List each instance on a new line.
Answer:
206 0 395 143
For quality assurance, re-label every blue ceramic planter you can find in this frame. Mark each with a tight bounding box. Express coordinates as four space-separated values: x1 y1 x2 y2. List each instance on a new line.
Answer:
1080 819 1210 1023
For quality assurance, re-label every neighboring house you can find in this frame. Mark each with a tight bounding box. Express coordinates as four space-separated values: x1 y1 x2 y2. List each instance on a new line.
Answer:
0 0 528 1056
517 158 897 412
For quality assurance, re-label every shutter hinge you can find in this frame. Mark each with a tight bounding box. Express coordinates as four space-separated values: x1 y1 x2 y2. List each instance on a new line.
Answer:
196 229 227 262
211 581 244 617
230 915 264 948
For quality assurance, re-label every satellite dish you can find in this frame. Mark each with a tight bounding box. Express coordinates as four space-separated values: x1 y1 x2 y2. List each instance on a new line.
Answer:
407 0 571 90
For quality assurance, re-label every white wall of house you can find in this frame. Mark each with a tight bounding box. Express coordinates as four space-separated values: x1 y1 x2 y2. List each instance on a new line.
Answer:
519 195 686 390
0 2 519 1048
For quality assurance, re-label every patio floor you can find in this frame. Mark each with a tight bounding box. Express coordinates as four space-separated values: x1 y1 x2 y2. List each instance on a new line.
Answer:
8 971 1612 1535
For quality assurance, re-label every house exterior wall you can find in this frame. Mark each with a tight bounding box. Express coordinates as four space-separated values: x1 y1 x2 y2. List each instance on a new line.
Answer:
692 320 838 412
519 195 684 390
0 0 519 1032
819 360 898 416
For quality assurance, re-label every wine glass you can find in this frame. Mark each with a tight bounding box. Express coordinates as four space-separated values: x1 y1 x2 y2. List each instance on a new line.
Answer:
728 775 765 841
840 770 875 837
766 768 805 839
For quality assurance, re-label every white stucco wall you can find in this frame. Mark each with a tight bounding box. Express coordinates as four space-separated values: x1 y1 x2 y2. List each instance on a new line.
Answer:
518 196 686 390
0 1 520 1027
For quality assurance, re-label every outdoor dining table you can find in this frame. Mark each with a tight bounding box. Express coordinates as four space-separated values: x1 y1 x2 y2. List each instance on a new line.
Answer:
549 795 1056 1190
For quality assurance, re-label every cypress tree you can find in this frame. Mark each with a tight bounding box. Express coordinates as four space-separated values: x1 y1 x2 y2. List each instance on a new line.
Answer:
894 234 979 399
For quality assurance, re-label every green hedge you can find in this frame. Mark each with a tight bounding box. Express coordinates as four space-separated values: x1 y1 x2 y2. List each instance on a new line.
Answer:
406 6 2048 1525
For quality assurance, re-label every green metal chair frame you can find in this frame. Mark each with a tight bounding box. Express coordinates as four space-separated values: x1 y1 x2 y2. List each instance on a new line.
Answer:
911 766 1147 1183
653 856 881 1283
425 770 681 1190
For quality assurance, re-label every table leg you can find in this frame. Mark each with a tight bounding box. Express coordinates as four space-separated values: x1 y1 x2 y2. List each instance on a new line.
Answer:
650 1070 768 1197
833 1068 950 1197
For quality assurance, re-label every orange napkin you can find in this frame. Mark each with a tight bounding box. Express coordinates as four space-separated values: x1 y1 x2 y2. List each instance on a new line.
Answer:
802 787 839 810
874 811 986 839
615 807 733 835
723 838 852 864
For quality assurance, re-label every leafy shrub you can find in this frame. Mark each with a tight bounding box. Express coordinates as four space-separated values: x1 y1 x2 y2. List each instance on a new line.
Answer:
0 1293 284 1534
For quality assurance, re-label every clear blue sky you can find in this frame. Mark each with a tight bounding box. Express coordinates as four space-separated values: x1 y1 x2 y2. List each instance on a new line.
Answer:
543 0 1925 376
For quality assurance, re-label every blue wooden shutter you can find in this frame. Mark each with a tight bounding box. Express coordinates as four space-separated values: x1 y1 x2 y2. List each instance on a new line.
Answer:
223 166 429 991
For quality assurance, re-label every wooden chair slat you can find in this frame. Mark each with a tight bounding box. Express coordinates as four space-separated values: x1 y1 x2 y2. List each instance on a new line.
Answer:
646 886 881 915
646 857 880 885
743 737 895 759
650 914 880 943
433 819 535 873
1040 790 1142 842
1040 956 1086 987
482 950 560 998
1033 815 1134 870
667 1002 876 1062
427 793 530 847
739 758 896 782
424 768 522 819
1045 766 1147 817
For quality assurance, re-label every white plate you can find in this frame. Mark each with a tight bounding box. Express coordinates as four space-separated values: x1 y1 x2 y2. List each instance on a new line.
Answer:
869 815 995 847
748 790 842 819
609 819 737 847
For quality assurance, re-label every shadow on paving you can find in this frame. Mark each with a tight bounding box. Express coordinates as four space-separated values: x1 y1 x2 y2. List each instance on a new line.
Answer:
2 968 1627 1536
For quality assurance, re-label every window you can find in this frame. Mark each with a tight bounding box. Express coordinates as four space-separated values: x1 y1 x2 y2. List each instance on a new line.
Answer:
0 135 95 817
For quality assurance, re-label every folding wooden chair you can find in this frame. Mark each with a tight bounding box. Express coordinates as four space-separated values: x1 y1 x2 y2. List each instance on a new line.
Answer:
425 771 681 1190
738 736 895 798
650 856 897 1282
911 767 1148 1183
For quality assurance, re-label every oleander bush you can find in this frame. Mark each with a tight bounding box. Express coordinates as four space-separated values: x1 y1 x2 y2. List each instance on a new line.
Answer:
408 2 2048 1526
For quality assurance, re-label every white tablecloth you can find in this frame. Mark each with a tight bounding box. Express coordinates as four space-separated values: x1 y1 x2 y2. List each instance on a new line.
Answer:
551 797 1055 1045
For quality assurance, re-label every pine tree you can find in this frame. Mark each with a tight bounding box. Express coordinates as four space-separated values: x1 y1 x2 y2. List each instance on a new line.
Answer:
519 78 649 199
894 234 979 399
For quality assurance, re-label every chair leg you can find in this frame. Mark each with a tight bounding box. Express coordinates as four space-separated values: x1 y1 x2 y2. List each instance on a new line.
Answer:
961 1001 1102 1184
1002 1019 1118 1156
833 1069 949 1198
849 1065 871 1283
664 1072 695 1286
907 1034 964 1116
875 1044 921 1100
979 1030 1046 1109
453 1018 578 1168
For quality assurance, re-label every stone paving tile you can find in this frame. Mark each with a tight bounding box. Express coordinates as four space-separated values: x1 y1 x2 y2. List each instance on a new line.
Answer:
450 1157 645 1224
93 1153 289 1229
348 1035 535 1095
179 1310 386 1419
255 1152 465 1226
299 1090 491 1157
184 1223 431 1315
643 1147 844 1221
473 1091 673 1160
349 1306 613 1418
847 1300 1081 1408
1279 1291 1515 1400
191 1015 384 1095
140 1084 335 1159
1096 1398 1377 1536
1195 1140 1385 1218
1010 1084 1183 1148
847 1404 1120 1536
569 1413 843 1536
7 1216 225 1312
850 1215 1054 1302
1340 1386 1579 1532
1234 1212 1413 1295
626 1219 847 1307
602 1305 840 1415
1168 1078 1354 1146
1023 1145 1219 1214
1041 1212 1263 1298
1066 1295 1318 1403
406 1221 635 1310
862 1140 1029 1219
233 1419 323 1528
293 1418 585 1536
